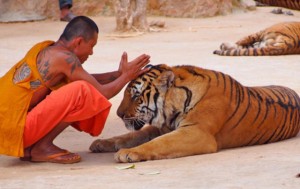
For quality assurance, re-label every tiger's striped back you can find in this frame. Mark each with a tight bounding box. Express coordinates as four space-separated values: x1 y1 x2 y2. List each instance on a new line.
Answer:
213 22 300 56
215 77 300 148
173 65 300 148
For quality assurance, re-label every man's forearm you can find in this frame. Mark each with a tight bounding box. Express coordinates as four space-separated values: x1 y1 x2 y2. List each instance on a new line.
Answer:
92 71 121 84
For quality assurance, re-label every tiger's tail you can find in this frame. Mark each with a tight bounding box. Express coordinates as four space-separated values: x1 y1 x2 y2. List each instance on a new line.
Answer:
235 31 263 47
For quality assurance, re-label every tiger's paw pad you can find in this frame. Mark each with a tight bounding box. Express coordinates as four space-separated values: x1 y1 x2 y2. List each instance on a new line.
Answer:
114 149 143 163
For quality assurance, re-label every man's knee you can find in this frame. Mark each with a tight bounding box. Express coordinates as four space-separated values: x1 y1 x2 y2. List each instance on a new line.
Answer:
64 81 105 105
49 81 100 107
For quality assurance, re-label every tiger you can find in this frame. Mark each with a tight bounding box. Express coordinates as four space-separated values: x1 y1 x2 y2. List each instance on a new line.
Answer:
89 64 300 163
213 22 300 56
255 0 300 10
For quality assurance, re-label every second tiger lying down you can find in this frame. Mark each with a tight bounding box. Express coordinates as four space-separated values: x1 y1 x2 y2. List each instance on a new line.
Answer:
90 64 300 163
213 21 300 56
255 0 300 10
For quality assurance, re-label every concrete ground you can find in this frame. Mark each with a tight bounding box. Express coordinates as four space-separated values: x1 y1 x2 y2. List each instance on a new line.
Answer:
0 7 300 189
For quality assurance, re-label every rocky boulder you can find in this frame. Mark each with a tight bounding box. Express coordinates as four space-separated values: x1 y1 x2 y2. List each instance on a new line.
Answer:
0 0 256 22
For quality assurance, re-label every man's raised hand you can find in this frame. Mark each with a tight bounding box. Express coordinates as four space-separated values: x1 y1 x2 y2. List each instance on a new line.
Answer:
119 52 150 81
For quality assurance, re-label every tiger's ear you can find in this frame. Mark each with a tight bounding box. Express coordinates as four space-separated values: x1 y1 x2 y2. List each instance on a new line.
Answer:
156 71 174 91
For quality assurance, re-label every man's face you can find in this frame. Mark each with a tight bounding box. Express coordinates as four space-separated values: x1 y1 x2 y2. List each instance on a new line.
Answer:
74 32 98 64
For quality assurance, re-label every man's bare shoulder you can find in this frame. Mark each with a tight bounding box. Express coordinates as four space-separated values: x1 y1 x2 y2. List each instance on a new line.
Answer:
37 46 73 65
37 46 81 84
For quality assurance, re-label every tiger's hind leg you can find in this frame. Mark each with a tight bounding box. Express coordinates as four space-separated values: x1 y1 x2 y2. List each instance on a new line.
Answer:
220 43 240 51
89 125 161 152
213 43 247 55
114 127 218 163
236 31 263 47
256 45 288 55
214 30 263 55
251 34 292 55
213 33 257 55
213 42 242 55
213 32 290 56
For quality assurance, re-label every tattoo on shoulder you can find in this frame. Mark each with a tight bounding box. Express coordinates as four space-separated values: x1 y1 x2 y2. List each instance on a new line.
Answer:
37 48 81 83
37 49 53 82
63 52 82 74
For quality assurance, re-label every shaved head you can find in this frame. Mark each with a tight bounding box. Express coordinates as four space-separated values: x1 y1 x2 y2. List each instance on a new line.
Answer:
59 16 99 42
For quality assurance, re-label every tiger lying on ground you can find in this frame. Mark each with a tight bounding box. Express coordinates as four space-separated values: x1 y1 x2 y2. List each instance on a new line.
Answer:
90 64 300 163
255 0 300 10
213 22 300 56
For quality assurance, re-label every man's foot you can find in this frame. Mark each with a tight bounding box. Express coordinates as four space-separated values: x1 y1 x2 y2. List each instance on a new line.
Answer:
29 144 81 164
31 150 81 164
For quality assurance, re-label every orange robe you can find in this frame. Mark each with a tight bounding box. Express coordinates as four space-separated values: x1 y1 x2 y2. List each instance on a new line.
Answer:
0 41 111 157
23 80 112 149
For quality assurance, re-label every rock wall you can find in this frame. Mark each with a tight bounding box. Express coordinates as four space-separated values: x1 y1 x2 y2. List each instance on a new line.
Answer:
147 0 246 18
0 0 48 22
0 0 255 22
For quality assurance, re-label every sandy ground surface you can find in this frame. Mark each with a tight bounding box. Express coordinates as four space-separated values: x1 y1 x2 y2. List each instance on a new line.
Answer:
1 7 300 189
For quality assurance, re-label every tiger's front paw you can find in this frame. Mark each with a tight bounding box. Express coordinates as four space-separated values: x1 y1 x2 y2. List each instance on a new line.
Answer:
89 139 117 153
114 149 146 163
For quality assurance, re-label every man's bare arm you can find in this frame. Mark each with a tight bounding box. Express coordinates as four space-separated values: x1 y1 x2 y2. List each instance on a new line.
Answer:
92 71 121 84
57 52 150 99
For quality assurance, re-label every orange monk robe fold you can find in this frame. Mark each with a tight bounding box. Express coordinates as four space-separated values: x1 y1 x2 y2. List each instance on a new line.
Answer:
24 81 112 148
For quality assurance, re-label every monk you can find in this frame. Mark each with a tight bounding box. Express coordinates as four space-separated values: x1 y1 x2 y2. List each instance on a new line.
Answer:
0 16 150 164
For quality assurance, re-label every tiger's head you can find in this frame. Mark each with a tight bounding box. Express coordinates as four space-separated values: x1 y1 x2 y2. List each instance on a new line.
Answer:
117 64 174 131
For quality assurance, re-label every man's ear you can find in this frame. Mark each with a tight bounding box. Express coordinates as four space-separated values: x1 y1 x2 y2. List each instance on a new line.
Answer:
73 36 84 47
